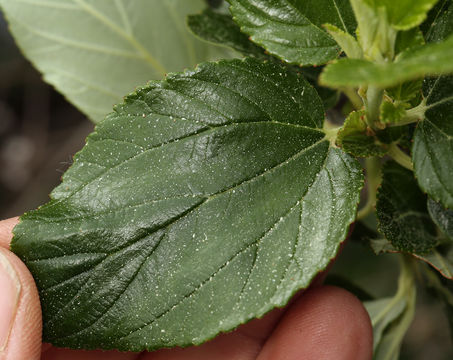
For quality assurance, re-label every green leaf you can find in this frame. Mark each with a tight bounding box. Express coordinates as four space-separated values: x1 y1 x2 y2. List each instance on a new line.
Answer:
412 75 453 208
323 23 363 59
11 58 363 351
336 110 388 157
376 161 438 253
428 199 453 240
380 101 407 124
188 8 266 59
187 8 339 110
0 0 220 122
319 34 453 88
364 0 439 30
228 0 356 65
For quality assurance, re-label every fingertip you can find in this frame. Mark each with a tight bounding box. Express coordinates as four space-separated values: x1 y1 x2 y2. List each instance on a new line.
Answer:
258 286 373 360
0 218 19 249
0 248 42 360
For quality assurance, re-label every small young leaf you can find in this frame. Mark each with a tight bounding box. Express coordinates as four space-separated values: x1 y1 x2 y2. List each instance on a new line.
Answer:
380 101 407 124
319 34 453 88
11 58 363 351
412 75 453 208
228 0 356 65
337 110 388 157
376 161 438 253
323 23 363 59
364 0 439 30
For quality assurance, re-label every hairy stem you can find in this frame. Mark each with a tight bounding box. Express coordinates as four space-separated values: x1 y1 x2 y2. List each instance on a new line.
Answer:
357 157 381 220
366 86 384 129
388 143 413 171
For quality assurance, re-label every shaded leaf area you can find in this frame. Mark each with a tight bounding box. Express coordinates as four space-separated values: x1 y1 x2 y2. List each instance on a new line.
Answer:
187 8 339 109
428 199 453 240
0 0 220 122
413 75 453 208
11 58 363 351
376 161 437 253
228 0 356 65
336 110 387 157
319 34 453 88
364 0 439 30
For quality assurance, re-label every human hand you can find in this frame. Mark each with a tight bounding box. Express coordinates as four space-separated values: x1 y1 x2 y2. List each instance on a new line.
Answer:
0 217 372 360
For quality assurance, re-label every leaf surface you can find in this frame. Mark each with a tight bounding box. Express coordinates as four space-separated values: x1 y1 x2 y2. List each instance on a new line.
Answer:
0 0 220 122
228 0 356 65
428 199 453 240
12 58 363 351
319 34 453 88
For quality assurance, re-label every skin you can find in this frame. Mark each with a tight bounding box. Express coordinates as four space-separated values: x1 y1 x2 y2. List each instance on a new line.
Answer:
0 217 373 360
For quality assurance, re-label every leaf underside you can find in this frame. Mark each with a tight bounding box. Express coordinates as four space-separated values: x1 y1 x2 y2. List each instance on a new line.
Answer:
0 0 220 122
12 58 363 351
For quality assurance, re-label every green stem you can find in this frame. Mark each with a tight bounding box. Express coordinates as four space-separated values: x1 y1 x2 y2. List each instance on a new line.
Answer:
366 86 384 129
342 87 364 110
389 100 427 127
357 157 382 220
388 143 413 171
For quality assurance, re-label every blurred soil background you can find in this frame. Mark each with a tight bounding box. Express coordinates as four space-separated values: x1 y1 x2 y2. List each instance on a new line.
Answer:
0 8 452 359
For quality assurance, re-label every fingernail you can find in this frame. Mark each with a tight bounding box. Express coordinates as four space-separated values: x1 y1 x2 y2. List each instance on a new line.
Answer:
0 250 21 352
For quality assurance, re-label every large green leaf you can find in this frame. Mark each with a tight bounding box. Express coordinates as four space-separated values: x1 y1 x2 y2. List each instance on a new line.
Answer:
319 34 453 88
412 75 453 208
11 58 363 351
0 0 220 122
187 8 339 109
364 0 439 30
228 0 356 65
376 161 437 253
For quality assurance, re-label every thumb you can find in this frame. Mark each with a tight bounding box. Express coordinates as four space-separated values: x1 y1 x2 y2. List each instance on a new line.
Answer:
0 219 42 360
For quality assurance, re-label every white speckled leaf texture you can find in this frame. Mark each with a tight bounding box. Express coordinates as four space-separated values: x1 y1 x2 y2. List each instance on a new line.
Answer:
12 58 363 351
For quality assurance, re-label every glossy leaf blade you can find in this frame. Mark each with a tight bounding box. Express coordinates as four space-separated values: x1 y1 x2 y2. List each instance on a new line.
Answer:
228 0 356 65
376 161 437 253
187 8 339 110
320 34 453 88
428 199 453 240
11 58 363 351
364 0 439 30
413 75 453 208
0 0 220 122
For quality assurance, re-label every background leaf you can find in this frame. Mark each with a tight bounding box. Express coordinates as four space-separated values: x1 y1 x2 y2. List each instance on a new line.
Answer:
376 161 438 253
228 0 356 65
12 58 363 351
0 0 223 122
